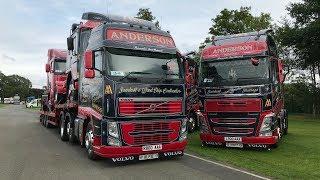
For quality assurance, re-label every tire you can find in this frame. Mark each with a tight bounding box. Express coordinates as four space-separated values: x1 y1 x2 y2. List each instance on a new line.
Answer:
65 112 77 143
44 115 50 128
40 114 44 123
60 113 69 141
43 115 48 127
283 114 288 135
187 114 198 133
85 122 99 160
201 141 208 147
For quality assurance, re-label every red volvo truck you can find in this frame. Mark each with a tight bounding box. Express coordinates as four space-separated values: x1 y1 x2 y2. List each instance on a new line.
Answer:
198 29 288 149
40 12 187 161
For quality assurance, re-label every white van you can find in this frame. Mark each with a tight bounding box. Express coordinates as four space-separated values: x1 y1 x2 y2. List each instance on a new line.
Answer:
26 99 41 108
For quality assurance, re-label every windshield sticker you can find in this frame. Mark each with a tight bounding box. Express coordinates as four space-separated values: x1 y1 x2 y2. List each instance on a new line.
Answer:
228 68 237 80
204 78 213 83
119 87 181 94
107 29 176 48
111 71 125 76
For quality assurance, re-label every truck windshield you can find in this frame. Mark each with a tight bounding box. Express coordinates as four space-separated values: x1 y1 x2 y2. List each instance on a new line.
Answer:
200 57 270 87
106 48 182 80
54 60 66 73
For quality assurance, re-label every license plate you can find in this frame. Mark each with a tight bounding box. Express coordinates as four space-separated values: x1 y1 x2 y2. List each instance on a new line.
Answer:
139 153 159 161
142 144 162 152
224 137 242 142
226 143 243 148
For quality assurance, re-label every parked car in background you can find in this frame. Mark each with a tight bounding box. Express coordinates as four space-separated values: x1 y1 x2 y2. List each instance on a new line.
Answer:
4 98 13 104
13 94 20 105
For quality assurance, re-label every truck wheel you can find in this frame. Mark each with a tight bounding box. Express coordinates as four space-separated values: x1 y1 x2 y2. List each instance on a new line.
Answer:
44 116 51 128
60 113 69 141
40 114 44 123
65 112 77 143
85 122 98 160
187 114 197 133
283 115 288 135
42 115 46 126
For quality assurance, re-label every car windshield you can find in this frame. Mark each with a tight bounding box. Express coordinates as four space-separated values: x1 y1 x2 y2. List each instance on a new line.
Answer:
54 60 66 73
106 48 182 80
200 57 270 87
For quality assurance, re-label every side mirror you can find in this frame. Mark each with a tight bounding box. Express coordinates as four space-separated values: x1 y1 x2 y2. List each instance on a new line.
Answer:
67 37 74 51
278 59 285 83
84 69 95 79
45 64 50 73
251 58 260 66
84 50 94 69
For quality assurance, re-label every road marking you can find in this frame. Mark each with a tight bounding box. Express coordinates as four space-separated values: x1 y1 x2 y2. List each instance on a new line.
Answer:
185 153 270 180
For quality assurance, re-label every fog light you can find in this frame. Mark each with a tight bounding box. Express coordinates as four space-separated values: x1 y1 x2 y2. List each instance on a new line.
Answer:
259 132 273 137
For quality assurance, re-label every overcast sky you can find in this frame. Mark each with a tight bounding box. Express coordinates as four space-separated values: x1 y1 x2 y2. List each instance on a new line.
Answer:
0 0 299 88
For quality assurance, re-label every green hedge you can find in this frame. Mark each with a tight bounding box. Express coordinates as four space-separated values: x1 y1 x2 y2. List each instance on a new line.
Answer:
284 83 320 114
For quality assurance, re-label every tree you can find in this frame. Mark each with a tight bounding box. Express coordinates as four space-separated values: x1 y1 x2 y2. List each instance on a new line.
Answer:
196 7 272 63
209 7 272 36
280 0 320 85
136 8 160 28
2 74 32 101
0 71 5 103
276 0 320 116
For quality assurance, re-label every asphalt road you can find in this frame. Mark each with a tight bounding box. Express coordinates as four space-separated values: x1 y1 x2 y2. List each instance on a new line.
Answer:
0 105 268 180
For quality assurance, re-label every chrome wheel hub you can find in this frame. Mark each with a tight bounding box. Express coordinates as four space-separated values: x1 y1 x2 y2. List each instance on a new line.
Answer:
67 122 71 135
60 124 64 135
85 130 93 150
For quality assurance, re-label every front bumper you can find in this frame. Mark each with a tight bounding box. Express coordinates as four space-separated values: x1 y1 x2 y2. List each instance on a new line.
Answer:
93 140 187 158
200 133 278 146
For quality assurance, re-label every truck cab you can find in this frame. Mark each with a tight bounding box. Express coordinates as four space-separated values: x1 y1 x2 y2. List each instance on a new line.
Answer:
62 12 187 161
198 29 288 148
45 49 67 107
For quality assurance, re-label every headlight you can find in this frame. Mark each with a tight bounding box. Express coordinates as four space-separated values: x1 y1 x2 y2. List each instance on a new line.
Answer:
179 118 188 141
108 122 119 138
259 113 274 136
181 118 187 133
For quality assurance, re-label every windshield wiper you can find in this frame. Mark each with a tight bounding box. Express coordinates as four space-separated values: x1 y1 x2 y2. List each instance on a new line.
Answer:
236 77 267 82
119 71 152 82
156 72 180 83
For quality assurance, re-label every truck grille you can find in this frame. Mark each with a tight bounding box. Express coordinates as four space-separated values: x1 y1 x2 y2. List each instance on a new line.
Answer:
119 98 182 116
208 112 259 136
121 121 180 146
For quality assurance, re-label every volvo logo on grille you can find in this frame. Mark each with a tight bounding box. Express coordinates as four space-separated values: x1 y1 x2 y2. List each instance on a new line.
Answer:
136 101 169 114
149 104 157 111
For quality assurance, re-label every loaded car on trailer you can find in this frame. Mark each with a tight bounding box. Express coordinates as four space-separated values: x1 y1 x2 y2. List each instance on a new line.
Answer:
41 12 188 161
198 29 288 149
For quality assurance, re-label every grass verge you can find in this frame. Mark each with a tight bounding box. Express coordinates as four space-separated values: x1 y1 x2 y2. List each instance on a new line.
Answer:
187 115 320 179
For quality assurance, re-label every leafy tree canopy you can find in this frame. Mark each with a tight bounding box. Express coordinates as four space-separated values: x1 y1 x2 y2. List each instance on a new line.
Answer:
136 8 160 28
209 6 272 36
